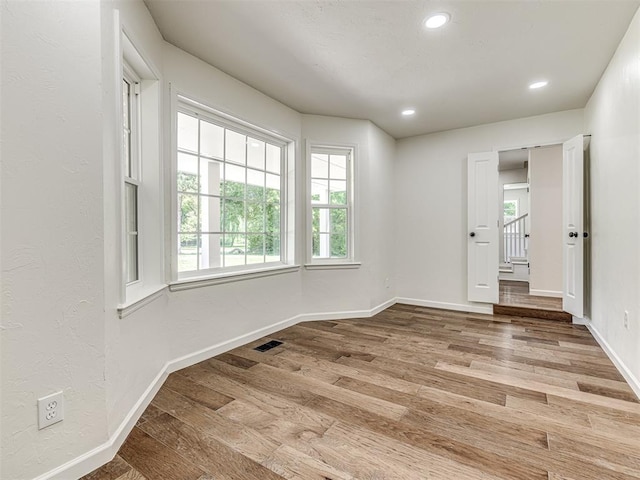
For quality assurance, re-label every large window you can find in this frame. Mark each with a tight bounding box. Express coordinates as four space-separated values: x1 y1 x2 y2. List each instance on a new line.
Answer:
309 146 354 262
176 104 286 278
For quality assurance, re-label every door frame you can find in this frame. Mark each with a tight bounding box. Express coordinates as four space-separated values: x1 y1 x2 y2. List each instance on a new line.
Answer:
469 136 588 314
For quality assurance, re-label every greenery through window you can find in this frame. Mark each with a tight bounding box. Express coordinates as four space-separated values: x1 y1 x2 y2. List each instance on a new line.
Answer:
310 148 351 259
176 109 283 275
504 200 518 224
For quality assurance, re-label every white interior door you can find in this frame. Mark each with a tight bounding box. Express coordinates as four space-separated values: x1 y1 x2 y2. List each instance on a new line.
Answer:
562 135 585 318
468 152 499 303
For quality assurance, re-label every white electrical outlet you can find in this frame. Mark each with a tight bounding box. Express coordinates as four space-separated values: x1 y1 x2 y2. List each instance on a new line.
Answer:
624 311 629 329
38 391 64 429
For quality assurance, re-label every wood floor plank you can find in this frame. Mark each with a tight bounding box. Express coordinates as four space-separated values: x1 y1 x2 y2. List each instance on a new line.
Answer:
547 432 640 477
175 370 335 434
322 421 506 480
114 469 147 480
151 386 281 463
436 361 640 414
164 373 235 411
469 360 580 390
118 428 205 480
305 395 549 480
82 455 132 480
260 444 355 480
138 413 284 480
82 305 640 480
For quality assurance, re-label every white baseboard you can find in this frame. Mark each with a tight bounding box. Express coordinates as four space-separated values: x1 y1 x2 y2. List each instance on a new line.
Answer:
296 298 397 323
585 319 640 401
40 367 170 480
529 289 562 298
167 314 302 374
499 275 528 282
395 297 493 314
42 297 396 480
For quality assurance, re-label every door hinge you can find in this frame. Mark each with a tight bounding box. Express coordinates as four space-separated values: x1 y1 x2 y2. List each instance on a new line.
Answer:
134 82 141 96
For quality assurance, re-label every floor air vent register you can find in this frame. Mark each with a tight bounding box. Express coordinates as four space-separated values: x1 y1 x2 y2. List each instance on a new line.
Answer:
253 340 283 352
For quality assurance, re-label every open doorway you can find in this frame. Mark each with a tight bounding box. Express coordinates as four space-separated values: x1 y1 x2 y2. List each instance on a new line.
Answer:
498 149 530 282
496 145 566 317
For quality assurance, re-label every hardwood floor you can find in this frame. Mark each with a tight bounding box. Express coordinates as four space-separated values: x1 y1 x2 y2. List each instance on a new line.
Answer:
495 281 572 322
83 305 640 480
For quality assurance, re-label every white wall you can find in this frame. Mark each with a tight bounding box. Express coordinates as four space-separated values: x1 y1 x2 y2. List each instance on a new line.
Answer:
101 0 168 441
1 2 108 478
0 2 397 477
300 115 396 312
394 110 583 311
2 1 639 478
528 145 563 295
584 8 640 391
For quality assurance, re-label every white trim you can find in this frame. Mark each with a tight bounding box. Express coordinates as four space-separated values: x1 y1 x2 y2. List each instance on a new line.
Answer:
35 365 169 480
396 297 493 314
305 141 358 265
167 312 303 373
584 318 640 400
498 276 529 282
493 139 564 153
572 316 588 326
172 96 295 281
117 285 167 319
528 289 562 298
39 297 396 479
169 265 300 291
304 262 361 270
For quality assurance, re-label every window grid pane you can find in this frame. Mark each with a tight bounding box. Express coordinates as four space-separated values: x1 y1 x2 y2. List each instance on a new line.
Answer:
125 182 139 283
123 79 132 178
310 148 351 260
177 110 283 274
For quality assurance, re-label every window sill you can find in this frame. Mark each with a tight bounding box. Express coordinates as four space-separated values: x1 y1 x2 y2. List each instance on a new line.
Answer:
117 284 167 319
304 262 362 270
169 264 300 292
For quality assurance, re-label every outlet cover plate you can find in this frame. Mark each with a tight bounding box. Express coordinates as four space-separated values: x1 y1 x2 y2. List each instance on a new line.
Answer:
38 391 64 429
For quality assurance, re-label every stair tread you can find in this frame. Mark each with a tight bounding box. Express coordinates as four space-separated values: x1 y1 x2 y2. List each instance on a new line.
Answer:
493 303 572 322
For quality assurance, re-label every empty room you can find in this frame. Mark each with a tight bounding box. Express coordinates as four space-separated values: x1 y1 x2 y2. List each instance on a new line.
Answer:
2 0 640 479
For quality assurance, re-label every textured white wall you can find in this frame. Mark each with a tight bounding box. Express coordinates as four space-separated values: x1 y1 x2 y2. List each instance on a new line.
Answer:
3 1 639 478
101 0 168 441
584 8 640 387
394 110 583 310
0 2 108 478
300 115 397 312
529 145 563 295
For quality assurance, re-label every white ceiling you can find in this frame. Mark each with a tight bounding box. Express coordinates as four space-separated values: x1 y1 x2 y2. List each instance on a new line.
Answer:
145 0 639 139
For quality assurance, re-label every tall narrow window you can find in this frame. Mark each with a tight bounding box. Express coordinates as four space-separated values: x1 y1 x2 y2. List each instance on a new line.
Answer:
175 101 289 279
309 146 354 261
122 64 140 284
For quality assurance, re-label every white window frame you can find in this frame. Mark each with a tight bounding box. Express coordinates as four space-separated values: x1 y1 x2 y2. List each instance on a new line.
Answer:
116 27 165 317
170 96 297 288
306 143 358 268
123 62 141 286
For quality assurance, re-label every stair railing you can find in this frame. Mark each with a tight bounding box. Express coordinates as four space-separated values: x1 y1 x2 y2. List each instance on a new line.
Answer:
504 213 528 263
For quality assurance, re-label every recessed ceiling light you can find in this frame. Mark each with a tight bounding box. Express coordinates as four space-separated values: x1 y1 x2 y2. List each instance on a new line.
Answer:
529 80 548 89
402 109 416 116
425 13 450 29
